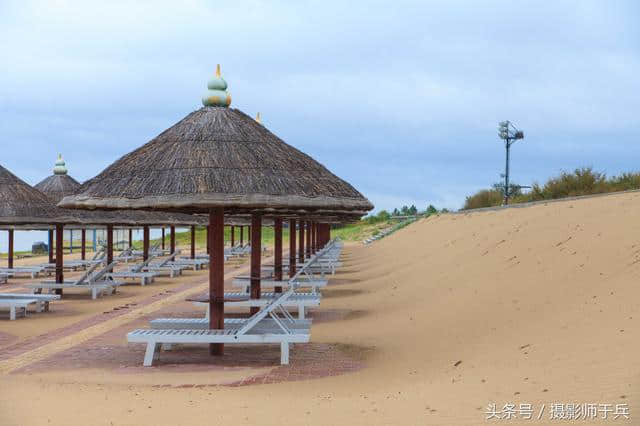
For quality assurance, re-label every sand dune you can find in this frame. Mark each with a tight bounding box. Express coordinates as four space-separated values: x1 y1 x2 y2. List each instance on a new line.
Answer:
1 192 639 424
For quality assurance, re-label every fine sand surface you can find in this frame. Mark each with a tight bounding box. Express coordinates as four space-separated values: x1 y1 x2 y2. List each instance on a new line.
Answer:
1 192 640 425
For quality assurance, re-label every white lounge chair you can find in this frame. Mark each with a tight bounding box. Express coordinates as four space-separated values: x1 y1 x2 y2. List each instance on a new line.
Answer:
0 266 46 279
128 287 310 366
140 251 186 278
0 293 60 320
28 259 123 299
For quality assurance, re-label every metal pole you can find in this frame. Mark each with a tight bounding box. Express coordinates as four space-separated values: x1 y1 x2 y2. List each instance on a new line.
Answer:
504 139 511 205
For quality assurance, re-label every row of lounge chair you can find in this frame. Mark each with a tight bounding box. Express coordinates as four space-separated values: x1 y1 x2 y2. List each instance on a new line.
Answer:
0 242 255 319
0 245 217 319
363 217 418 245
127 239 344 366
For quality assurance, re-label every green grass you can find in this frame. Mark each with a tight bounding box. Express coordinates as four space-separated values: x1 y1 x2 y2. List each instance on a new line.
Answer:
463 167 640 210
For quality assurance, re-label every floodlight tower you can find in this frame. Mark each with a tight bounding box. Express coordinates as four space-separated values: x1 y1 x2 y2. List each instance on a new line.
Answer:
498 120 524 205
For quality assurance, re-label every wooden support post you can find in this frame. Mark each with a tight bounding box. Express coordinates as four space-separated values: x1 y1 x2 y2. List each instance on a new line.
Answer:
7 229 13 269
209 208 224 356
143 226 149 261
248 226 251 243
48 229 54 264
274 218 283 292
250 214 262 314
240 226 244 246
230 225 235 247
313 222 318 254
305 221 311 258
298 219 305 264
170 226 176 254
289 219 297 278
206 225 210 254
128 229 133 249
190 226 196 259
55 224 64 294
81 229 86 260
107 225 113 266
161 228 165 251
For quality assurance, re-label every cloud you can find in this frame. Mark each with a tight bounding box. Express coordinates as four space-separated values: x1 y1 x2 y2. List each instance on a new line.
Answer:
1 0 639 214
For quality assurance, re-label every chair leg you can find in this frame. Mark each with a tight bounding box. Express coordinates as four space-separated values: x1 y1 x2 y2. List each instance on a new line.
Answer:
9 306 16 321
280 342 289 365
92 288 98 299
298 305 305 320
143 342 158 366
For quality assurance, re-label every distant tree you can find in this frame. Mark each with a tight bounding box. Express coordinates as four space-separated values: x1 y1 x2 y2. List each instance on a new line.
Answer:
440 208 450 213
425 205 438 216
377 210 391 221
408 205 417 215
400 205 409 215
392 208 400 216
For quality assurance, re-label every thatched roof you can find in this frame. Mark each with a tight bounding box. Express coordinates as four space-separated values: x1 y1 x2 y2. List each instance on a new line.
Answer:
35 173 81 204
0 164 81 226
60 106 373 219
34 155 81 203
30 156 205 228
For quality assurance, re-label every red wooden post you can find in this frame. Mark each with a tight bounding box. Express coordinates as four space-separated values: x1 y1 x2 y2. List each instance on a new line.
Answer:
230 225 235 247
143 226 149 261
55 224 64 295
107 225 114 266
298 219 305 264
209 208 225 355
190 225 196 259
240 226 244 246
7 229 13 269
206 225 210 254
305 221 311 258
81 229 86 260
48 229 54 264
274 218 283 292
289 219 297 278
170 226 176 253
250 214 262 314
312 222 317 254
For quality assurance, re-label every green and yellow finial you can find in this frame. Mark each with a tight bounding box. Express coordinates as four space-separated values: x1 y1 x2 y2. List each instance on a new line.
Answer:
53 154 68 175
202 64 232 107
255 112 262 124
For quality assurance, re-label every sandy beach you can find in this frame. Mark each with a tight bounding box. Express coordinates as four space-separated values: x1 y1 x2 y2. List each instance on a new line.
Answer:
0 191 636 425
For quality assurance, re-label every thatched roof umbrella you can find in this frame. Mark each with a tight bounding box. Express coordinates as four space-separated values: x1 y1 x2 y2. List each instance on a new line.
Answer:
34 155 206 264
0 163 88 284
60 65 373 356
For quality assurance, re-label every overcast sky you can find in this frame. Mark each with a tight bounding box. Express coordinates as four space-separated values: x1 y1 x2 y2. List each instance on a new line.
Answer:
2 0 639 218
